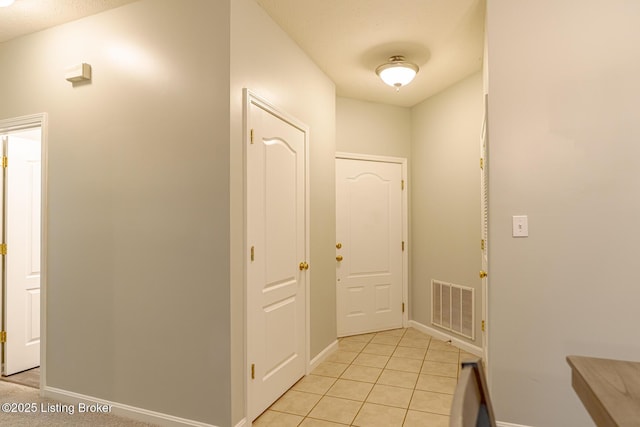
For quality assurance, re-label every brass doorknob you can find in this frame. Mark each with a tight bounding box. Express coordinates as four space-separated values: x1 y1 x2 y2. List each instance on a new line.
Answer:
336 255 343 261
479 270 487 278
300 262 309 271
336 243 342 249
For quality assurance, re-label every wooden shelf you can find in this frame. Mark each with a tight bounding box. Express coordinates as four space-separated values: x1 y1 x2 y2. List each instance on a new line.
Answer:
567 355 640 427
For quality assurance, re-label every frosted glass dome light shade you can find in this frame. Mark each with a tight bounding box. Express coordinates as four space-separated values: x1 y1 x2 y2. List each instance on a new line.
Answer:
376 56 419 89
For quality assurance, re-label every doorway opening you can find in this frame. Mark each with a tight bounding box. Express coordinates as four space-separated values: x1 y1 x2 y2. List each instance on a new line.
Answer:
0 114 47 390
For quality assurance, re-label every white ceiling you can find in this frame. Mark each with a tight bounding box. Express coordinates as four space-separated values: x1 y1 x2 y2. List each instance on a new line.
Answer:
0 0 485 108
256 0 485 107
0 0 138 43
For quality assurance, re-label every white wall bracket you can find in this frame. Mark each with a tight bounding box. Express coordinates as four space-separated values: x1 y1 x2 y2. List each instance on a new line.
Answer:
65 63 92 83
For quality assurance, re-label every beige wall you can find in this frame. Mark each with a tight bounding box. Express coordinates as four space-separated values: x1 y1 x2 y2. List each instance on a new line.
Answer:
336 97 411 158
0 0 232 425
487 1 640 425
410 72 483 346
0 0 230 425
0 0 336 424
230 0 337 423
336 79 482 348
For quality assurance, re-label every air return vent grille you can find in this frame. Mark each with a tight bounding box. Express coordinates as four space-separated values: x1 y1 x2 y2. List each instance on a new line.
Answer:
431 279 474 339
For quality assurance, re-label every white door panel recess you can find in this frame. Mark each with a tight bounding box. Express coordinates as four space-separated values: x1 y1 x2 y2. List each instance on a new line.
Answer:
2 130 42 376
246 91 308 422
336 157 406 337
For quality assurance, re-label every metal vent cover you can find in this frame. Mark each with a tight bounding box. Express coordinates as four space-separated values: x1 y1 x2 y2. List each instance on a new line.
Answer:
432 279 474 340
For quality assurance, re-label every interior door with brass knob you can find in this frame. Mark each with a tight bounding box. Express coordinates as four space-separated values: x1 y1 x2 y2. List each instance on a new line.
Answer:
480 93 489 364
246 92 308 422
1 128 42 376
336 157 404 336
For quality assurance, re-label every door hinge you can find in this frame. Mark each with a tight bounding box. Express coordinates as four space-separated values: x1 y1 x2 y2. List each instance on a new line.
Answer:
480 239 485 251
250 129 254 144
251 363 255 380
0 331 6 343
0 243 6 255
250 246 255 261
402 303 405 313
1 156 7 168
480 158 484 169
482 320 486 332
401 241 405 251
401 180 405 190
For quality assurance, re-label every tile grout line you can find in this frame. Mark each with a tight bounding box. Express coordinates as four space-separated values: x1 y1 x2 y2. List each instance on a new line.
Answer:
345 331 373 426
258 327 463 426
305 329 394 426
402 328 429 426
349 327 407 426
302 331 368 426
339 329 440 426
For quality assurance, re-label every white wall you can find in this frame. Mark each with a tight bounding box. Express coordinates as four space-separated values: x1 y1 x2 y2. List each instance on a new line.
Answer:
0 1 232 425
487 1 640 425
411 72 483 346
336 97 411 158
230 0 337 423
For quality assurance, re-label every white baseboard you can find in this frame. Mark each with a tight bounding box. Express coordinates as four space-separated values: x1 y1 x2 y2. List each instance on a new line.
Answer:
233 418 247 427
308 339 339 373
43 386 218 427
408 320 483 357
497 422 534 427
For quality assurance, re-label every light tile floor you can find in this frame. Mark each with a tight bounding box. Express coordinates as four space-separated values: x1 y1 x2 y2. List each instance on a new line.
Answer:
254 327 476 427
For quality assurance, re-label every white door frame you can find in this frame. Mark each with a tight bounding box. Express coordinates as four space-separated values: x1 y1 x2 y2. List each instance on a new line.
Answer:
480 94 490 370
243 89 310 420
335 152 409 328
0 113 47 387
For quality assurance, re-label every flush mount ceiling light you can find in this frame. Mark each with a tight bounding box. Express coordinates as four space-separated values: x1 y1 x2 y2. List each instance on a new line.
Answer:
376 55 419 91
0 0 15 7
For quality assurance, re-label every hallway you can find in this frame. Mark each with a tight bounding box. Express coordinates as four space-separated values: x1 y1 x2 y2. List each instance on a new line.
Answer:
254 327 474 426
0 367 40 389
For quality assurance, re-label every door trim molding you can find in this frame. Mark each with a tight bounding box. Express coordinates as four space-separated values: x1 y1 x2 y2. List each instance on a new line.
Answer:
243 89 310 422
480 92 490 373
335 152 409 328
0 113 47 387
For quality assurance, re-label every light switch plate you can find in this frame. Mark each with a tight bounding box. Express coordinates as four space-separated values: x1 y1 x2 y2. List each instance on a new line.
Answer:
512 215 528 237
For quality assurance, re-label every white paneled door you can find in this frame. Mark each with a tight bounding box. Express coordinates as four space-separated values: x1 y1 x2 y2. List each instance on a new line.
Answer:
246 92 308 422
480 94 489 363
2 131 41 376
336 158 404 337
